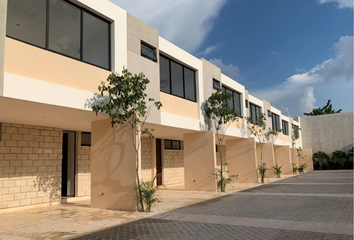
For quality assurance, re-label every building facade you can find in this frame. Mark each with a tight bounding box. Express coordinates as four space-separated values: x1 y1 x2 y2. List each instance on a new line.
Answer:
0 0 311 211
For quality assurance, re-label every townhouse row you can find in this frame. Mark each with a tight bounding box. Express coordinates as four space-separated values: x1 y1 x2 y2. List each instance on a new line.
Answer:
0 0 313 211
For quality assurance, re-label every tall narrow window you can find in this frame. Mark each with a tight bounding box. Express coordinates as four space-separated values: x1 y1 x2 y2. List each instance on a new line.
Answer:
160 56 170 93
171 61 184 98
271 113 280 130
282 120 289 135
184 68 196 101
233 92 241 114
6 0 46 48
48 0 81 59
83 11 110 69
222 86 242 114
249 103 261 124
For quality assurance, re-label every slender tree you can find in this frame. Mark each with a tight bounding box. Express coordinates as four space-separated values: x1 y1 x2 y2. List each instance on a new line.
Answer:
92 69 162 212
267 129 282 165
291 126 300 167
304 99 342 116
204 90 241 192
246 112 269 183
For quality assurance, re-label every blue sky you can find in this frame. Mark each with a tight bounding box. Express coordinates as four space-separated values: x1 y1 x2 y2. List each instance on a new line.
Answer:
110 0 353 116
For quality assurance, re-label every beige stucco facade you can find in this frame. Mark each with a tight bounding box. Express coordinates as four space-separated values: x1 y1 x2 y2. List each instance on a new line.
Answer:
256 142 275 178
0 0 312 212
184 131 217 192
226 138 258 183
91 119 137 211
274 145 292 175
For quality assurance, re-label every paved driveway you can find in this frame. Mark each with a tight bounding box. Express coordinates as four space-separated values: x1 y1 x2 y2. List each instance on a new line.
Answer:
73 170 353 240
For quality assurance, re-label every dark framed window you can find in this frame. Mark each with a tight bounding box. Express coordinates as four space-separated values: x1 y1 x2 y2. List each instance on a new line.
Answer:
141 41 157 62
222 86 241 114
249 103 262 124
6 0 46 48
6 0 111 70
164 140 181 150
213 79 220 90
245 100 249 108
159 54 196 102
81 132 91 146
282 120 289 135
271 113 280 131
216 145 219 152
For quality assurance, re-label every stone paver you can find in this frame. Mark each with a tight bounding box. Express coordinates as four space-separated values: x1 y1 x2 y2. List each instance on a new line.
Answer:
73 218 353 240
71 170 353 240
243 183 353 194
0 170 352 240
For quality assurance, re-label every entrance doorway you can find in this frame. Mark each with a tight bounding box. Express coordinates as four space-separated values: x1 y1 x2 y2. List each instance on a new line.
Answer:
61 131 76 197
156 139 162 185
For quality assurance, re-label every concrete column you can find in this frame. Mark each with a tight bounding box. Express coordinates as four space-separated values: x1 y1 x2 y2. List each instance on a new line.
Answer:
256 142 275 178
184 130 217 192
91 118 137 211
274 145 292 174
226 138 258 183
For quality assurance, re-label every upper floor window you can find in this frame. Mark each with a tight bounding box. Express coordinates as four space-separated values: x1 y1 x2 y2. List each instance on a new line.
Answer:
213 79 220 90
271 113 280 131
141 41 157 62
6 0 111 70
249 103 262 124
245 100 249 108
159 55 196 102
222 86 241 114
282 120 289 135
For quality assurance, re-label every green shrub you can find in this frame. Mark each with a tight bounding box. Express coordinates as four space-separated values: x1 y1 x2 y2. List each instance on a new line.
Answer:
134 174 163 212
292 163 298 174
258 163 268 183
215 165 238 192
272 164 282 178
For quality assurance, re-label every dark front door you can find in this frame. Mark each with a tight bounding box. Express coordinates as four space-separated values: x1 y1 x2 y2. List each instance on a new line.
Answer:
156 139 162 185
61 133 68 197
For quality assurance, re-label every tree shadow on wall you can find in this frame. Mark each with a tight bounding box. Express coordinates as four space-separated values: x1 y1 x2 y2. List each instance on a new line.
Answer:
33 174 61 205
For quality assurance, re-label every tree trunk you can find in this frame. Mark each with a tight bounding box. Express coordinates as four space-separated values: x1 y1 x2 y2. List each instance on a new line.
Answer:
218 134 223 192
136 151 144 212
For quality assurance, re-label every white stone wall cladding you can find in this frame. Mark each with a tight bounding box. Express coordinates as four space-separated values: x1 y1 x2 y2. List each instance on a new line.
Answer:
162 140 184 185
141 137 152 182
76 132 91 197
0 123 63 209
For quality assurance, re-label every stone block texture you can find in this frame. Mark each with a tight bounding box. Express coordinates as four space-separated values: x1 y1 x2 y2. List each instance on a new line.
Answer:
76 132 91 197
141 137 152 181
0 123 62 209
162 140 184 185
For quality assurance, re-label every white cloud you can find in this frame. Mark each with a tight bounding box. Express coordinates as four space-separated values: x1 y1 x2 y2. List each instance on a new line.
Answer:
208 58 240 82
197 44 219 56
251 35 353 116
295 67 306 73
109 0 227 53
298 87 317 115
317 0 353 9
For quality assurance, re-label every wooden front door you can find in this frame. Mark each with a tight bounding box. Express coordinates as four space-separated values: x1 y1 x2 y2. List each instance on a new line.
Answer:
156 139 162 185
